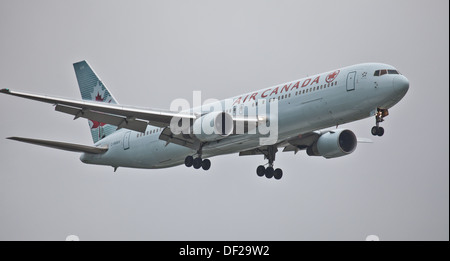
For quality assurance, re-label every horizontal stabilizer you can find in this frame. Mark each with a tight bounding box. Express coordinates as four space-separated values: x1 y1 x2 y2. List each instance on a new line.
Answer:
7 137 108 154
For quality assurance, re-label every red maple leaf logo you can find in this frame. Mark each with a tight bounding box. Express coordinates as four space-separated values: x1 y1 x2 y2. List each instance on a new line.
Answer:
326 70 340 83
90 92 108 129
95 92 104 102
90 120 106 129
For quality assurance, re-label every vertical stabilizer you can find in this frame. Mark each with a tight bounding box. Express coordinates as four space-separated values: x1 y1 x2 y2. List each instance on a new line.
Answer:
73 60 119 143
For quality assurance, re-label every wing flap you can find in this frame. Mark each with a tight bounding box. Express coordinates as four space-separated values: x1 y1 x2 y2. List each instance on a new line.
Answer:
239 147 267 156
55 104 148 133
7 137 108 154
159 127 197 149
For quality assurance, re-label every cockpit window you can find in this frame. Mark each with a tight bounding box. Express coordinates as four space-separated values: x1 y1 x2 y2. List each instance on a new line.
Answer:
374 69 400 76
388 69 399 74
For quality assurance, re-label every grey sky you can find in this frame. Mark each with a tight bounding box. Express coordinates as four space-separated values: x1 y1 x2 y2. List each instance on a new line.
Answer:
0 0 448 240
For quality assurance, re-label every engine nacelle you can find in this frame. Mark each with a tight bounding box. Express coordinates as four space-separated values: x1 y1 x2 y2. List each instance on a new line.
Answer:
307 129 357 158
192 111 234 142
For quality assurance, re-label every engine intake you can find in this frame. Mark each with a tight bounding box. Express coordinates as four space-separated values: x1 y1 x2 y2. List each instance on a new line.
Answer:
307 129 357 158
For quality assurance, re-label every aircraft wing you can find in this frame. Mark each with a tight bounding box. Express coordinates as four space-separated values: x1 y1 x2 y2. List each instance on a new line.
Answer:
7 137 108 154
238 132 320 157
0 88 195 132
239 130 372 156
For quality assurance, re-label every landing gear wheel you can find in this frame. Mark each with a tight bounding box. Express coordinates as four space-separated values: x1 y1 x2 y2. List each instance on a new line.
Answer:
185 156 194 167
256 165 265 177
377 127 384 136
274 168 283 180
193 158 202 169
371 126 378 136
371 126 385 136
201 159 211 170
265 167 274 179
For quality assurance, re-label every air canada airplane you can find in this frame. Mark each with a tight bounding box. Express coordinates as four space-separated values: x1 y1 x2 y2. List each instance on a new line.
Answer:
0 61 409 180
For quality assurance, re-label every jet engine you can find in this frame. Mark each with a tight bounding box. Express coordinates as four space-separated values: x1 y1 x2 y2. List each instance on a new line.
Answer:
192 111 234 142
307 129 357 158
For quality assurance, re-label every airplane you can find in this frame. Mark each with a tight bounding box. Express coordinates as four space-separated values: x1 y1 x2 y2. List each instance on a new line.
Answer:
0 61 409 180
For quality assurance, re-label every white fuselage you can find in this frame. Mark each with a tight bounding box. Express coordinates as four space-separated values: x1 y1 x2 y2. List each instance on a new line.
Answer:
80 63 409 169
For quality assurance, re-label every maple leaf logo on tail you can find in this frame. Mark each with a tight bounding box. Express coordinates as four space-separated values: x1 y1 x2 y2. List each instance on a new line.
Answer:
89 82 112 130
95 92 104 101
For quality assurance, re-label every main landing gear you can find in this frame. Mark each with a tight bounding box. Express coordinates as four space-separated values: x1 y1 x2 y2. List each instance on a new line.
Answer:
184 155 211 171
371 108 388 137
256 146 283 180
184 143 211 171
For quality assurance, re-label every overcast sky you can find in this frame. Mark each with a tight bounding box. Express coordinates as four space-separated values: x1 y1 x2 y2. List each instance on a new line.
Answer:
0 0 448 240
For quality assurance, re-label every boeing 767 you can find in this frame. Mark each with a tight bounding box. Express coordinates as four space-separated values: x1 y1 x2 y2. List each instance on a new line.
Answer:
0 61 409 180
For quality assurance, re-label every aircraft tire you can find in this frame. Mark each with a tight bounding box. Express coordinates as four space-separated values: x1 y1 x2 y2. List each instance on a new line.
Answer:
201 159 211 170
256 165 265 177
265 167 274 179
193 158 202 169
371 126 378 136
274 168 283 180
185 156 194 167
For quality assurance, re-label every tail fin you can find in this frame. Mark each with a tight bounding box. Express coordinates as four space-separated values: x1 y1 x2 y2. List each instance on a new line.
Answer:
73 60 119 143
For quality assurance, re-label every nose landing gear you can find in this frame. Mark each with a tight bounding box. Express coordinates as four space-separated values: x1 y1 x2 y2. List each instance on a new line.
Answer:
372 108 388 136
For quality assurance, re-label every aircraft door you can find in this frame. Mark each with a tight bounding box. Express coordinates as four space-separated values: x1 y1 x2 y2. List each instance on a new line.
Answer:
123 131 131 150
239 104 244 116
346 71 356 91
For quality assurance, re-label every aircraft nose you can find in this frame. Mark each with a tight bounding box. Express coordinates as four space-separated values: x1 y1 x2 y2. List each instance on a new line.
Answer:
393 75 409 96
